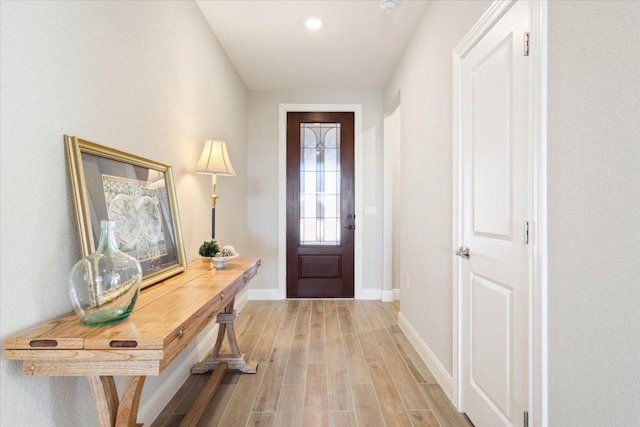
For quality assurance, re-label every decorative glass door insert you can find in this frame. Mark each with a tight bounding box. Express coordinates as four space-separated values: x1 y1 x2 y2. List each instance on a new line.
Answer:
300 123 341 245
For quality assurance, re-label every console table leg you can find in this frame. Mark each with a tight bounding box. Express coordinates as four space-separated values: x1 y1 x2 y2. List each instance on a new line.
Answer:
191 299 257 374
89 376 119 427
115 376 146 427
226 321 241 359
88 375 146 427
210 321 226 357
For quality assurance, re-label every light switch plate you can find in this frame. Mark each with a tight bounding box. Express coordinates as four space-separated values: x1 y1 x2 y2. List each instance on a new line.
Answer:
364 206 378 216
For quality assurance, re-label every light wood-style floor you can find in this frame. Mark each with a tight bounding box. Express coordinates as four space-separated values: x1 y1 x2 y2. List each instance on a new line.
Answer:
151 299 472 427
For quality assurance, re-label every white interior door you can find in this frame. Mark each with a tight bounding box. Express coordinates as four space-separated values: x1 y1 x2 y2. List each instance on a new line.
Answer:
459 1 531 426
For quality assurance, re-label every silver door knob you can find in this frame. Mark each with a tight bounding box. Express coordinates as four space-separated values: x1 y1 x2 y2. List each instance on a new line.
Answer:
456 246 470 259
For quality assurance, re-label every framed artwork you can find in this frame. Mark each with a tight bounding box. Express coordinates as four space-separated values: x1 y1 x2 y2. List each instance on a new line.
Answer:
65 135 187 289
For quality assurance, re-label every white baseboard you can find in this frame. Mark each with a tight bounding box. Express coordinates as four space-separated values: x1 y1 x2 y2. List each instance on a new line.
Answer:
393 288 400 300
397 312 454 401
247 287 385 301
138 288 250 424
381 290 394 302
248 288 282 300
356 288 382 300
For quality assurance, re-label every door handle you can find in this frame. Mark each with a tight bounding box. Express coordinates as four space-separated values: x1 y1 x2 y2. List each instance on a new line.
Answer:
346 225 356 230
456 246 470 259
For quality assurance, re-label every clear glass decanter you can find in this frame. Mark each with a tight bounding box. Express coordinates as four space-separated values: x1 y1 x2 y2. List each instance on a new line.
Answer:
69 220 142 326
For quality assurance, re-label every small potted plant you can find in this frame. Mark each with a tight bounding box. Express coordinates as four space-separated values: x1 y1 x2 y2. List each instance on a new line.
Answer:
198 239 220 258
199 239 239 269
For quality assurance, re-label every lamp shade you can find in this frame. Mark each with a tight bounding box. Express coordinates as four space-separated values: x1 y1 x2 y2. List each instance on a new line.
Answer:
195 140 236 176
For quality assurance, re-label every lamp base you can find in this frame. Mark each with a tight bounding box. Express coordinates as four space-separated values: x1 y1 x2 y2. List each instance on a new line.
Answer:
211 206 216 239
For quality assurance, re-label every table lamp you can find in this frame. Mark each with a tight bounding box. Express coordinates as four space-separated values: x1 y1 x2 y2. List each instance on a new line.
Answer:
195 140 236 238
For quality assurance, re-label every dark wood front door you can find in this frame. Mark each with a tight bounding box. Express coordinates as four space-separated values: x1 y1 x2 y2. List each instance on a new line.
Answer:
286 112 355 298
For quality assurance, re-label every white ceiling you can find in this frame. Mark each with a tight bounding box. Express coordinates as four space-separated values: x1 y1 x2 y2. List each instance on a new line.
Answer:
196 0 429 90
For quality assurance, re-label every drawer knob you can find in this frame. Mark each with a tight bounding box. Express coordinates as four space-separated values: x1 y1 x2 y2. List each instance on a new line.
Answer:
178 329 184 339
221 292 225 299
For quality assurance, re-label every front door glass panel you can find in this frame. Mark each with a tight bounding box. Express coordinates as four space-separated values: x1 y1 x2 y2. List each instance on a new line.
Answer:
299 123 341 245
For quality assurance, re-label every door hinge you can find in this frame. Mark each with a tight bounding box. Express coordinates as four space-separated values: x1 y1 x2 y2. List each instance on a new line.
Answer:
524 411 529 427
524 221 530 245
524 32 530 56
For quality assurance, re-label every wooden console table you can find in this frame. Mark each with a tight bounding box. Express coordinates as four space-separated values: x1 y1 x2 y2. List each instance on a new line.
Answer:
2 257 261 427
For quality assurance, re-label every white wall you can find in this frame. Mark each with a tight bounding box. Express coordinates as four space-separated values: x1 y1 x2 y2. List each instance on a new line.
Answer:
547 1 640 424
383 0 491 380
0 1 247 425
246 90 383 297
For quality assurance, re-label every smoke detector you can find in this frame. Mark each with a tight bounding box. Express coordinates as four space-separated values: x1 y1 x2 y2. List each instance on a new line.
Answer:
379 0 398 14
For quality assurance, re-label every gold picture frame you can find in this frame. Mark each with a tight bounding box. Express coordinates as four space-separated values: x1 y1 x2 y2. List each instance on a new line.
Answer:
65 135 187 289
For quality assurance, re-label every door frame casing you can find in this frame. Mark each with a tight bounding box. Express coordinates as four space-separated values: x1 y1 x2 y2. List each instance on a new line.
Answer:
451 1 548 426
278 104 364 299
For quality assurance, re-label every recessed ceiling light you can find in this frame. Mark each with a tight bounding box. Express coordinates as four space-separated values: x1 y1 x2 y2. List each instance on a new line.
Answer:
305 18 323 31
